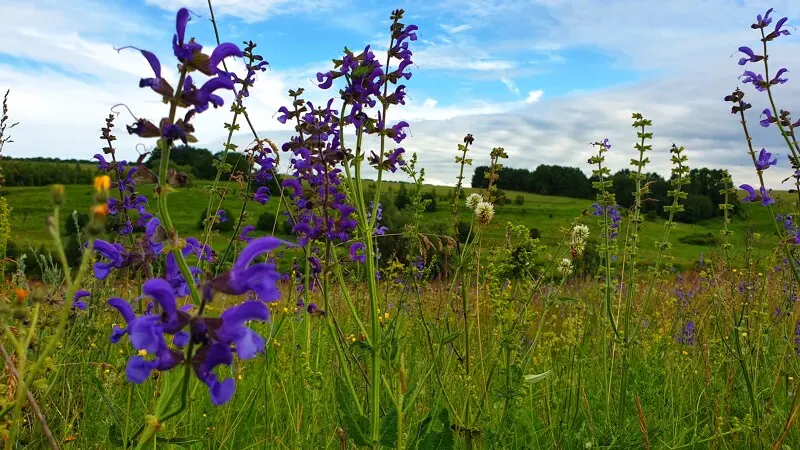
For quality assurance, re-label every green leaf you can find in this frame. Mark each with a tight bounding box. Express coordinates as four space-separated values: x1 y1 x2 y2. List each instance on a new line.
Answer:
379 407 398 447
108 424 123 447
440 331 461 345
158 436 205 447
524 370 551 384
334 378 371 447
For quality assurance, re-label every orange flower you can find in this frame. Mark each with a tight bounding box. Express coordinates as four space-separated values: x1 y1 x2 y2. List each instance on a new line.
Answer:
14 288 28 303
92 204 109 218
93 175 111 192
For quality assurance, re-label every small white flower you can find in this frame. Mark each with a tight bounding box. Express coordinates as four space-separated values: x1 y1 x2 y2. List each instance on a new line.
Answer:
465 193 483 211
557 258 573 276
474 201 495 225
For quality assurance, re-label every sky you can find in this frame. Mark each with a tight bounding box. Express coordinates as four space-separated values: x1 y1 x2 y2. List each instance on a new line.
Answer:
0 0 799 188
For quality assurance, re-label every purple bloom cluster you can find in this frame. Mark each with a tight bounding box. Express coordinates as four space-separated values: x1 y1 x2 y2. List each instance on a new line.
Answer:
591 203 622 239
108 237 285 405
736 9 791 93
122 8 242 144
676 321 696 346
94 154 149 236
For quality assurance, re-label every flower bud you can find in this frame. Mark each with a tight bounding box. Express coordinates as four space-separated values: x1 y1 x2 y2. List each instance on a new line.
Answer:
51 184 65 206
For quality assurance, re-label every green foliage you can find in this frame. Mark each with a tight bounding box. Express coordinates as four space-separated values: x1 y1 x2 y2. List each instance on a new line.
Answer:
678 232 719 246
421 190 437 212
514 194 524 205
256 211 277 231
0 160 95 186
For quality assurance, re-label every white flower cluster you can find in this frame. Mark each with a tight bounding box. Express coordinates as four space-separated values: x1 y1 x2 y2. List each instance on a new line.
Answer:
557 257 573 276
570 224 590 256
466 193 494 225
465 193 483 210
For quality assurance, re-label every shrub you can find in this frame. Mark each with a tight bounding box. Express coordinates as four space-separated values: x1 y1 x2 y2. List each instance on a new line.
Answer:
514 194 525 205
529 227 541 240
422 191 437 212
257 212 277 232
678 232 719 246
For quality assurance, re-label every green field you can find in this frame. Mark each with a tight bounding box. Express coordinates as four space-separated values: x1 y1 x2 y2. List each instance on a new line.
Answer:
1 178 791 269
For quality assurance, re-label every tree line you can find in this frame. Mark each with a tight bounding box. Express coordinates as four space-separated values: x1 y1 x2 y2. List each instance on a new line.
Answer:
472 165 741 224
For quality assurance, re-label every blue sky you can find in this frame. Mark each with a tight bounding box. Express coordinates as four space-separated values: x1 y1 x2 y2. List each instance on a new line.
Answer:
0 0 798 187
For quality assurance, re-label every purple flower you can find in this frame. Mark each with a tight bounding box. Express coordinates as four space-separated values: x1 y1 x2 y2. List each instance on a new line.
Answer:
349 242 366 263
737 46 764 65
765 16 791 41
91 240 129 280
760 108 775 127
107 277 271 406
676 321 696 345
752 8 774 29
254 187 270 205
741 70 768 91
73 289 91 310
760 186 776 205
740 184 758 202
755 148 777 171
239 225 256 243
771 68 789 85
216 209 227 223
212 237 286 309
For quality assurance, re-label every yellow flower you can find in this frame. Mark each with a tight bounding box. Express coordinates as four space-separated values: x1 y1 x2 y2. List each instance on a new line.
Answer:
682 351 688 356
93 175 111 192
138 349 148 357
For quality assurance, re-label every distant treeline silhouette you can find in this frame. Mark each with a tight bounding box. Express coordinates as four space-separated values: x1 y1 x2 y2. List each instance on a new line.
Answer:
472 165 741 224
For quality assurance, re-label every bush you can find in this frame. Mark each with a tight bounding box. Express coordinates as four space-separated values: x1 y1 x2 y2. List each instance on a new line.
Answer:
256 212 277 231
422 191 437 213
514 194 525 206
529 228 541 240
678 232 719 246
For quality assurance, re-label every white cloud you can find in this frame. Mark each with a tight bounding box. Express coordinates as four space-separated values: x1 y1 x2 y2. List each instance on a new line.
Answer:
500 77 520 95
143 0 336 22
525 89 543 103
440 23 473 34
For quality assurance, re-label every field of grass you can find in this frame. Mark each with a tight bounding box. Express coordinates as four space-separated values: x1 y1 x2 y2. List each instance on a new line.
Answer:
1 178 790 270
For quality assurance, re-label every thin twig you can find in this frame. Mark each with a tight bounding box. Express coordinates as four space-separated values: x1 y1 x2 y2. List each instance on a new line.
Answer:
0 342 58 449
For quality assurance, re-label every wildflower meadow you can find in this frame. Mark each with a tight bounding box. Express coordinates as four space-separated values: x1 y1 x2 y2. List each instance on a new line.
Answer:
2 3 800 449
